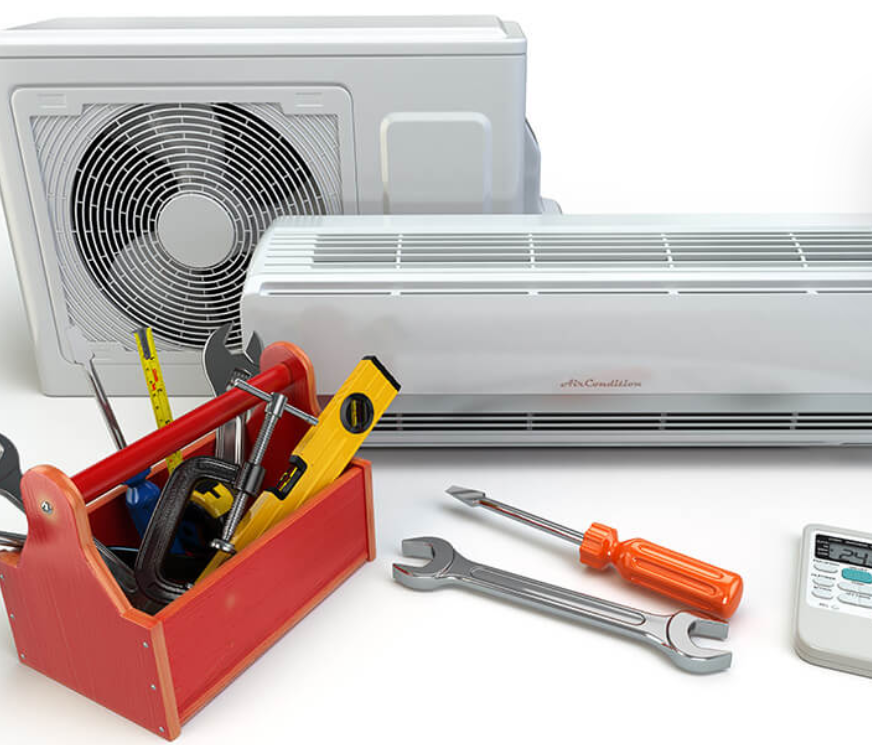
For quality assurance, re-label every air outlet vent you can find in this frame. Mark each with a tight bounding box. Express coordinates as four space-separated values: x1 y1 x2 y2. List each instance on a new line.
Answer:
375 412 872 433
293 230 872 271
35 102 343 350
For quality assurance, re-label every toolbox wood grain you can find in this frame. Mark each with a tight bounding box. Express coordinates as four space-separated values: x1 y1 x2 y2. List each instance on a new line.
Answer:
162 460 373 723
0 342 376 739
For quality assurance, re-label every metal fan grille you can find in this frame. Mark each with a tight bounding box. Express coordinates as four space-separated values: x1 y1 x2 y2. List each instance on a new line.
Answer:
33 102 343 350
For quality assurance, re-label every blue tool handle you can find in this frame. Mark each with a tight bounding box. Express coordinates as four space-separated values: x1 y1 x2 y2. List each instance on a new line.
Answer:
125 470 185 555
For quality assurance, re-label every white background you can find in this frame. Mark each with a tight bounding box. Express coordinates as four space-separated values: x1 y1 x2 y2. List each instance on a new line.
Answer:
1 1 872 742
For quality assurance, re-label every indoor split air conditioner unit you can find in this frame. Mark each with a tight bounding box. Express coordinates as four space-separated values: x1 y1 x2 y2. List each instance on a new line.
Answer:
0 16 551 395
243 214 872 446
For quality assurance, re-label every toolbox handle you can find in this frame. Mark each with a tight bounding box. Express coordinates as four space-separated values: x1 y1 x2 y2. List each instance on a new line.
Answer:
72 359 296 502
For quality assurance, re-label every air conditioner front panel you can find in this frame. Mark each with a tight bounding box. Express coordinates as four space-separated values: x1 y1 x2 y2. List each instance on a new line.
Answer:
245 291 872 397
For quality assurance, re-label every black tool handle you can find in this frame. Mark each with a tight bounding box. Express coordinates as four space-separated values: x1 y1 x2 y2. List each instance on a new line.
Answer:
135 456 238 605
0 433 22 502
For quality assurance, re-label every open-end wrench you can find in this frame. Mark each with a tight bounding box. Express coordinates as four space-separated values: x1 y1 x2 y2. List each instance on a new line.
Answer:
203 323 263 466
393 536 732 674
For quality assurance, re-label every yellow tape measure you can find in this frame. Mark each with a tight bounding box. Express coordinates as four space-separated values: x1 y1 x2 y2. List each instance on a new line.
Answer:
134 327 183 474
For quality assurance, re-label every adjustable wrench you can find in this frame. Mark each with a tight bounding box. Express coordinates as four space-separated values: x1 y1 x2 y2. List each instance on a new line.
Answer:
393 536 732 674
202 323 263 466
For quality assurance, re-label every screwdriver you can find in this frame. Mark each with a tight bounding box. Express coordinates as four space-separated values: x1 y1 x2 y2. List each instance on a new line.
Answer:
67 326 163 540
448 486 743 618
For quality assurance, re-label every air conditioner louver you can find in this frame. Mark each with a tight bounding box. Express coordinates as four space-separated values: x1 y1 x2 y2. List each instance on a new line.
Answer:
376 412 872 433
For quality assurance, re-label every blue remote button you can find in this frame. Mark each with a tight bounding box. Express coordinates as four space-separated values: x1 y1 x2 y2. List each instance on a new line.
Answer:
841 568 872 584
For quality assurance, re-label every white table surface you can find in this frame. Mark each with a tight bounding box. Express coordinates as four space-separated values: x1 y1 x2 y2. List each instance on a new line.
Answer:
1 215 871 744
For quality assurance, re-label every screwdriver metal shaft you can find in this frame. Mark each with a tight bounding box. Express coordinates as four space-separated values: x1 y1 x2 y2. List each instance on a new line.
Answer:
447 486 586 545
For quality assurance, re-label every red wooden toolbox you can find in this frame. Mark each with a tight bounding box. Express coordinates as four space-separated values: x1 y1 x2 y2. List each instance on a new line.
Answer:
0 342 376 739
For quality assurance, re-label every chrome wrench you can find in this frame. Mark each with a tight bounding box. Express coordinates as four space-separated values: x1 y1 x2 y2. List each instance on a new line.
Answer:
203 323 263 466
393 536 732 674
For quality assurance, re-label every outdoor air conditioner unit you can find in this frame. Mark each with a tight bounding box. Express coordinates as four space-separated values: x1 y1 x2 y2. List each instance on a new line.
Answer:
0 16 550 395
243 214 872 446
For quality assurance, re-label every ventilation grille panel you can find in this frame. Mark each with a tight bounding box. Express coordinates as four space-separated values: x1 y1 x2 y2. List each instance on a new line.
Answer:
34 102 343 350
266 231 872 271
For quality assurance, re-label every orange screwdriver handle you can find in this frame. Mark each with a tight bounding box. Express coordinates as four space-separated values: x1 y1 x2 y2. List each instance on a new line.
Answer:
578 523 744 618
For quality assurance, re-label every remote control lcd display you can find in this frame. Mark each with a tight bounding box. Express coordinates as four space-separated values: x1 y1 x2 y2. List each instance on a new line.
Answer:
816 534 872 568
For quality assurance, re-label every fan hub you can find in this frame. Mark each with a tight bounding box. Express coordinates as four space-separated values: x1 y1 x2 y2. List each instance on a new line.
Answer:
157 194 236 268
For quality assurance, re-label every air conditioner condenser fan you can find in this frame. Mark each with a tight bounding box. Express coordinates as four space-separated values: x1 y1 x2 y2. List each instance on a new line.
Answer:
70 102 329 349
0 17 543 395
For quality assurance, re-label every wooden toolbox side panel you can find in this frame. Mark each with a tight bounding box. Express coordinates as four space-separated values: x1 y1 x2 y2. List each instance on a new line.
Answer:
0 467 180 738
161 463 374 721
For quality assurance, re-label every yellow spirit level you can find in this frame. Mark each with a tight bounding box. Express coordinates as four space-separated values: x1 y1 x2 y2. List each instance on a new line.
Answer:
198 355 399 579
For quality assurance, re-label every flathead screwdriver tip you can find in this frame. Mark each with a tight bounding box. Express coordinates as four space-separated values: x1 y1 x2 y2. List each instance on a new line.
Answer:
446 485 486 507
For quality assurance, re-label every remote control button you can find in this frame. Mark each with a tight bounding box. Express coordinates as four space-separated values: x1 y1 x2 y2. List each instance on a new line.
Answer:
841 568 872 584
814 577 836 588
838 593 872 607
814 562 839 573
839 581 872 595
813 588 835 600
